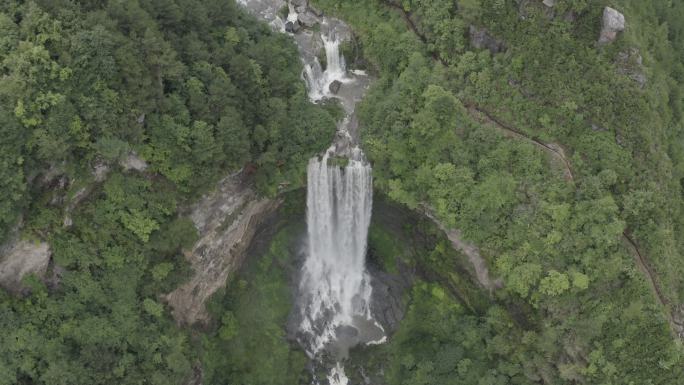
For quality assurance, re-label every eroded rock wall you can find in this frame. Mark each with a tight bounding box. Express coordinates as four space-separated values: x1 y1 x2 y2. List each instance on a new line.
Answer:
165 174 281 325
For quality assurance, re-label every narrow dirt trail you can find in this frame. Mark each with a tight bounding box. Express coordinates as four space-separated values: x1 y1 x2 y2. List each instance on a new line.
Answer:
475 105 680 338
466 105 575 182
381 1 679 337
472 105 676 334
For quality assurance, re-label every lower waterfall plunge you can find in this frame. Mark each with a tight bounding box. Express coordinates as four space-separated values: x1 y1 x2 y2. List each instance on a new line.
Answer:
238 0 382 383
298 147 385 360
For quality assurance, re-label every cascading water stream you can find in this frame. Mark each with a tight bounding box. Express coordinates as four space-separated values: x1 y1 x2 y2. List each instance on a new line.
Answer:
237 1 382 383
298 145 383 350
303 31 348 101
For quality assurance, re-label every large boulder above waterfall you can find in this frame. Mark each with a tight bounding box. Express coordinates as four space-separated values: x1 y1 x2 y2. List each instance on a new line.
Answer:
599 7 626 44
165 174 281 325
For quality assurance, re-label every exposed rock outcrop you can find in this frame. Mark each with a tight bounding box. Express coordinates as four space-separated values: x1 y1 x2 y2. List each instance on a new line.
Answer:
423 210 502 292
165 174 281 325
297 12 318 28
598 7 625 44
285 20 300 33
469 25 505 54
0 235 51 293
369 264 411 333
121 151 148 172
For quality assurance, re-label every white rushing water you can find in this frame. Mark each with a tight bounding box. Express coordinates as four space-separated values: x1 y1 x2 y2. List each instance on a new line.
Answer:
299 146 376 353
303 33 347 101
236 1 381 383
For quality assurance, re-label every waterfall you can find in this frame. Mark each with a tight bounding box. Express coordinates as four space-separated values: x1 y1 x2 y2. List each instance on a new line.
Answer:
298 147 379 355
236 1 382 382
303 32 347 102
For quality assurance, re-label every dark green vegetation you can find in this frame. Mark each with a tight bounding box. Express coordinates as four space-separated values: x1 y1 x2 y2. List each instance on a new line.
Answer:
2 0 684 384
0 1 336 384
202 217 309 385
312 0 684 383
0 0 336 242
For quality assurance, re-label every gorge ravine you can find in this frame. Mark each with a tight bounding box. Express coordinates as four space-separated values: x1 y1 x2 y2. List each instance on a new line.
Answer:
238 1 383 384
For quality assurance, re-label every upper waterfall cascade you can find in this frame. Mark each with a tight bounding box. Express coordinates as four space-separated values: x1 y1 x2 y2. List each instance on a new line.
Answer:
237 1 381 383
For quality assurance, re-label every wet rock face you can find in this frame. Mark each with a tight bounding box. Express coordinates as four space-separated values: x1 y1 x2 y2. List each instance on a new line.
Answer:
285 20 300 33
0 236 51 293
369 264 411 333
329 79 342 94
599 7 626 44
469 25 505 54
165 174 281 325
297 11 317 28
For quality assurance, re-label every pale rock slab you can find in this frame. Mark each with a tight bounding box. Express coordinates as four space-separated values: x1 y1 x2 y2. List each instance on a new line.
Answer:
599 7 626 44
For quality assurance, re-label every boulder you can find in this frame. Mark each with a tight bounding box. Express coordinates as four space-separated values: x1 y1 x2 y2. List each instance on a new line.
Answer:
599 7 625 44
329 79 342 94
290 0 307 7
542 0 556 7
297 12 318 28
0 237 51 293
469 25 505 54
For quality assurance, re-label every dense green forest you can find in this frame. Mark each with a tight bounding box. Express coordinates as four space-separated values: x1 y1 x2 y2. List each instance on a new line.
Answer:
2 0 684 384
311 0 684 383
0 0 336 384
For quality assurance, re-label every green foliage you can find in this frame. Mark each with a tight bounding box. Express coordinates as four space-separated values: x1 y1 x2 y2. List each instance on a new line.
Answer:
326 156 350 168
313 0 684 383
0 0 337 239
202 224 308 385
0 1 336 384
383 282 523 385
